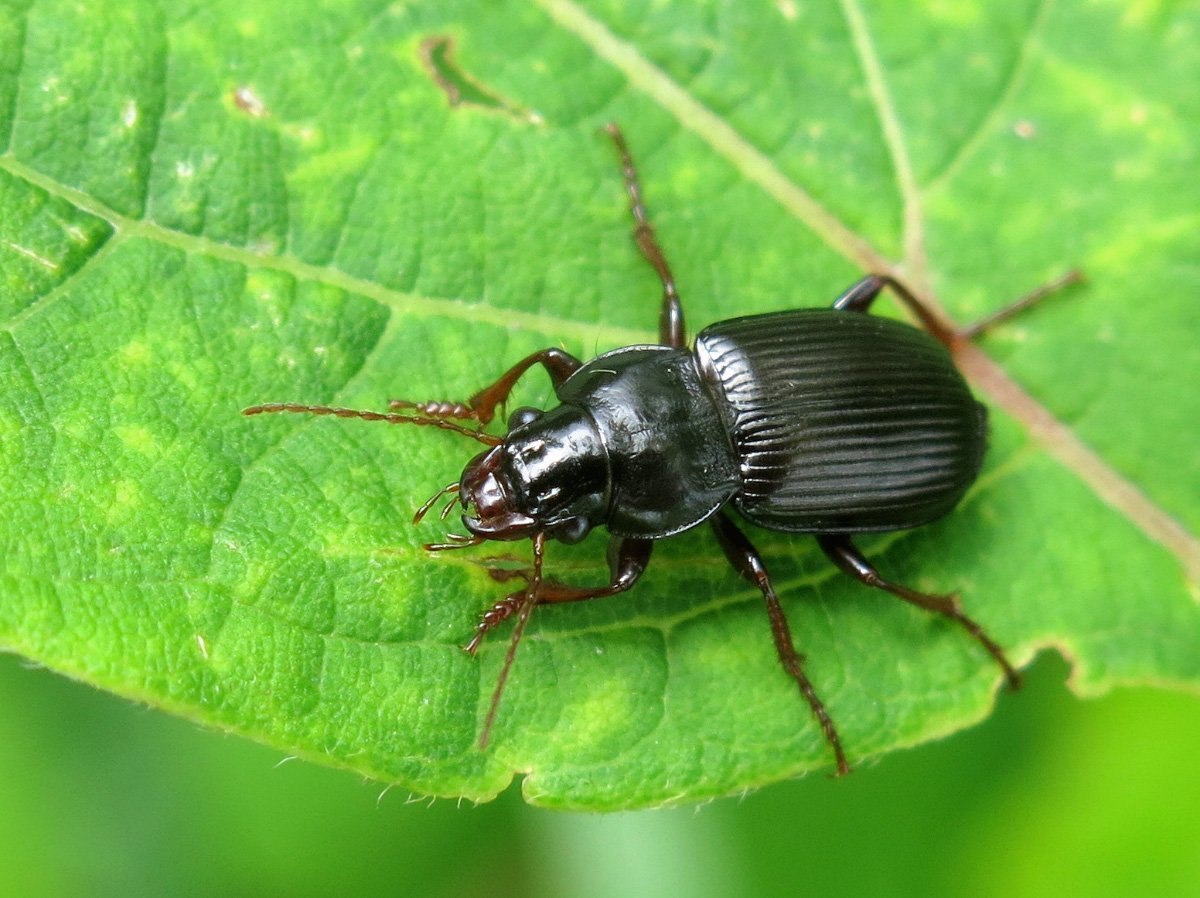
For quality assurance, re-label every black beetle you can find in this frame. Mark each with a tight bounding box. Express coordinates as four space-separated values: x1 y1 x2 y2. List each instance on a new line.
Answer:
246 125 1077 775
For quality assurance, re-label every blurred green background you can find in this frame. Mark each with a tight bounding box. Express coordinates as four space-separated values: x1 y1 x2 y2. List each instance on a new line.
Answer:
3 648 1197 897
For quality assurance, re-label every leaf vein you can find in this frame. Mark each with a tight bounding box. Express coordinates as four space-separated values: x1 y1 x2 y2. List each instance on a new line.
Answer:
838 0 927 286
0 154 649 345
921 0 1054 197
1 3 30 154
0 228 121 332
533 0 888 274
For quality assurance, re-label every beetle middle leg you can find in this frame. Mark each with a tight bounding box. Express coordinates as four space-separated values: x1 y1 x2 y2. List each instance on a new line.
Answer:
816 534 1021 689
710 512 850 776
390 347 582 425
604 123 686 349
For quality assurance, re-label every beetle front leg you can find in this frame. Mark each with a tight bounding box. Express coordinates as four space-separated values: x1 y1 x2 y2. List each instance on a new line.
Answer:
816 534 1021 689
464 536 653 654
390 347 582 425
711 513 849 777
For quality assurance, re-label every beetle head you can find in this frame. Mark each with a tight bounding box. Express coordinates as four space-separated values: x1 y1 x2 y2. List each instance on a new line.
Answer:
458 445 539 541
457 406 609 545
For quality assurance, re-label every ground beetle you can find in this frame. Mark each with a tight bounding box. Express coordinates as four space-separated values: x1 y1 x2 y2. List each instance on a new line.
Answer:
246 125 1078 775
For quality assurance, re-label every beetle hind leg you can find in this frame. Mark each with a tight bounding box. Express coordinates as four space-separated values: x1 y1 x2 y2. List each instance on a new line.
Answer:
711 513 850 776
816 534 1021 689
832 274 956 346
957 269 1084 339
832 271 1084 349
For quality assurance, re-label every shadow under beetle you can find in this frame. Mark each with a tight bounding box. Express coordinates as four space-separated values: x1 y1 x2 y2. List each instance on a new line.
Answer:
246 125 1080 775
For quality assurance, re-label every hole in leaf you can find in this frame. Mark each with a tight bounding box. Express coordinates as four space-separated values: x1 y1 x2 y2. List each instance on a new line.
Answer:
419 35 542 124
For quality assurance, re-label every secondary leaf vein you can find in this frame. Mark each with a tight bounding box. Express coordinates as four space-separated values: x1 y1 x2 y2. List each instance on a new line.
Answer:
533 0 888 273
0 227 122 332
922 0 1054 197
0 155 648 346
838 0 927 287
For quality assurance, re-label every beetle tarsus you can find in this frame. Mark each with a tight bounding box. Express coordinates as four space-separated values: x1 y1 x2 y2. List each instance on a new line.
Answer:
465 595 525 654
388 348 583 431
464 536 653 656
957 268 1084 339
240 402 501 445
389 399 476 419
477 533 548 748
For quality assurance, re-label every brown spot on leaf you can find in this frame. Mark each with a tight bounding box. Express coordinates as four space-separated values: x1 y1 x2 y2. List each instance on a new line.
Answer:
233 85 267 118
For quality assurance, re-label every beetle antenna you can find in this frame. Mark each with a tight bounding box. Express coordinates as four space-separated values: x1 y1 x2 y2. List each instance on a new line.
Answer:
414 481 460 525
242 403 501 446
478 531 545 749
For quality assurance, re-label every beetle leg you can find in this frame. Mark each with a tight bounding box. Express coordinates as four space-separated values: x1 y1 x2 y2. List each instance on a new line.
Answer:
816 534 1021 689
241 403 501 446
711 513 850 777
534 536 653 603
832 274 957 347
834 271 1084 348
390 347 582 425
463 536 653 654
604 123 686 349
957 269 1083 339
464 595 524 655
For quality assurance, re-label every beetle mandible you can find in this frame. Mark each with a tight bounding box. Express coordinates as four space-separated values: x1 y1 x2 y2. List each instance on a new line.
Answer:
246 125 1078 775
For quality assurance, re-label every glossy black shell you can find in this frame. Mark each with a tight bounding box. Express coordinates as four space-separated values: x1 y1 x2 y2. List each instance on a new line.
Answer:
555 345 740 537
695 309 987 533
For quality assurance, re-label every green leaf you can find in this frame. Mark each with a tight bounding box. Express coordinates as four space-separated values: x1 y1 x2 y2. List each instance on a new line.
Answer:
1 0 1197 810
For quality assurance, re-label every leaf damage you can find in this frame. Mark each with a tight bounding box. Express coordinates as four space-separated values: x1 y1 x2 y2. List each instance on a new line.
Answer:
419 35 543 124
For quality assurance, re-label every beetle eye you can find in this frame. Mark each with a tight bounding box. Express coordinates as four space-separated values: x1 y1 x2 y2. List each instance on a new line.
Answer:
507 406 543 431
554 516 591 545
